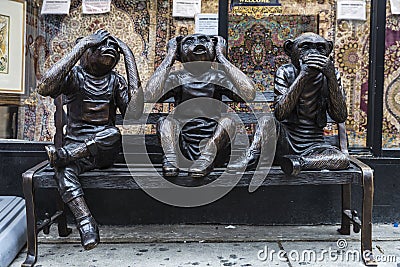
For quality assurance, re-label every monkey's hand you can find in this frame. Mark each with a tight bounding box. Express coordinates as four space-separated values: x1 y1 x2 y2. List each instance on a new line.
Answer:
299 58 320 80
302 54 336 78
167 36 183 62
80 29 110 48
214 36 227 62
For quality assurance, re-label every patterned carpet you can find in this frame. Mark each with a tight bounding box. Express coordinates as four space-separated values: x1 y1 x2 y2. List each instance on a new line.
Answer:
228 14 318 91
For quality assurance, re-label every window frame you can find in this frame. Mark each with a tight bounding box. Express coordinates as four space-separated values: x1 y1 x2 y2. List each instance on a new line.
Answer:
218 0 399 157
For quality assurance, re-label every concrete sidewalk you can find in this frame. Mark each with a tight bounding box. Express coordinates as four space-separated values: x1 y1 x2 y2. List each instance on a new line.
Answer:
10 224 400 266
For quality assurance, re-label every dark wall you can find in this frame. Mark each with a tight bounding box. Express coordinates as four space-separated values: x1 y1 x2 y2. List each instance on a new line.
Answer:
358 157 400 223
0 141 49 197
0 141 398 225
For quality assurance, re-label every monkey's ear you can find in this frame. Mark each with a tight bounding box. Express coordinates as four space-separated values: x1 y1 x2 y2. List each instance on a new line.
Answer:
75 37 84 45
327 40 334 54
176 35 184 44
283 39 294 57
211 36 218 46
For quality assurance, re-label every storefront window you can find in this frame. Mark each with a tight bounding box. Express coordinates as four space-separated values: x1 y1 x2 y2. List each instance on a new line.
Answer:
382 1 400 149
2 0 391 151
226 0 371 148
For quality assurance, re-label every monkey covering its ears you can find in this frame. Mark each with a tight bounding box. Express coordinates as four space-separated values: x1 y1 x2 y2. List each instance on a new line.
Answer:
145 34 256 178
36 29 143 250
229 32 349 175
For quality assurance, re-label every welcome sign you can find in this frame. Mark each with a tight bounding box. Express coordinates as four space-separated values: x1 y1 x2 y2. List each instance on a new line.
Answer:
231 0 281 6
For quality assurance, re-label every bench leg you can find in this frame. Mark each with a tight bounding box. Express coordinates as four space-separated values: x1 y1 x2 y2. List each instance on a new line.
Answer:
338 184 351 235
349 156 376 266
55 193 72 237
21 169 39 267
362 169 375 266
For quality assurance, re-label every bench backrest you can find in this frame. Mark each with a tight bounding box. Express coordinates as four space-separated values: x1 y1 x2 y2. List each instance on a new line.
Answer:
53 90 349 161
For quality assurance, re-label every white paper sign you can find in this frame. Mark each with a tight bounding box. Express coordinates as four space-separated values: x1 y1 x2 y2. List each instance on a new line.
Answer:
41 0 71 15
195 14 219 35
82 0 111 14
390 0 400 14
173 0 201 18
337 0 366 20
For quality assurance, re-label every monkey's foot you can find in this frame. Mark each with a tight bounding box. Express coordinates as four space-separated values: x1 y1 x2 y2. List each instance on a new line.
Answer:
189 156 213 178
280 155 302 176
45 145 69 168
227 150 260 173
162 156 179 177
77 216 100 251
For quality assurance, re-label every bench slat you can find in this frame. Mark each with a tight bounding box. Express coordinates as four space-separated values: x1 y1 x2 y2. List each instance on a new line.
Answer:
122 134 339 150
33 163 361 189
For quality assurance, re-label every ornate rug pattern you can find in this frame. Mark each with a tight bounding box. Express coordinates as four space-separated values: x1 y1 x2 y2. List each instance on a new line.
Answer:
334 18 371 148
228 14 318 91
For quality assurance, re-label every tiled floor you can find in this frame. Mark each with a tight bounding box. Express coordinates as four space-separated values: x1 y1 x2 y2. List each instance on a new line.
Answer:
10 224 400 267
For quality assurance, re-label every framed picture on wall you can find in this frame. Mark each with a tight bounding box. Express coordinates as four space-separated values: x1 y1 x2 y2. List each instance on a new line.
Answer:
0 0 26 94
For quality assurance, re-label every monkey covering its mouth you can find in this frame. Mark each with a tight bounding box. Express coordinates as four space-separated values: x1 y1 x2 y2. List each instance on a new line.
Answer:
228 32 349 177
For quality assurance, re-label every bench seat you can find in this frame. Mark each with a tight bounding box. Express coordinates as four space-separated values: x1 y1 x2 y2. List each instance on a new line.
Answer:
33 162 363 189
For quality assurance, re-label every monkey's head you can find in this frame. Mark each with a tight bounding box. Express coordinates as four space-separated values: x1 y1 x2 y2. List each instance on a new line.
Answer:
283 32 333 69
178 34 216 63
80 36 121 76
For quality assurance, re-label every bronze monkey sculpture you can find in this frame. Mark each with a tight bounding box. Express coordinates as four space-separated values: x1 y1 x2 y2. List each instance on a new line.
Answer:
37 29 143 250
228 32 349 175
145 34 256 178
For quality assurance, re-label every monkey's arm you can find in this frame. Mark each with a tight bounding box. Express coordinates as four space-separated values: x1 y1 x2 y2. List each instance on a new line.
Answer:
115 38 144 119
37 30 110 97
215 37 256 102
326 70 347 123
144 38 179 102
115 74 144 120
274 65 310 121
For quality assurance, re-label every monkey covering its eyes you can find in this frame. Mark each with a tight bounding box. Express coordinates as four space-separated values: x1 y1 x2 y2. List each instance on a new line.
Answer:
145 34 256 178
36 29 143 250
229 32 350 175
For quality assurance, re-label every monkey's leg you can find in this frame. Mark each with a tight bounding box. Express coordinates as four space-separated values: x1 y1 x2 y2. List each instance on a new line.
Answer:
55 163 99 250
227 115 276 172
46 127 121 168
89 126 122 168
46 143 90 168
157 117 180 177
280 146 350 176
189 117 236 178
67 197 99 251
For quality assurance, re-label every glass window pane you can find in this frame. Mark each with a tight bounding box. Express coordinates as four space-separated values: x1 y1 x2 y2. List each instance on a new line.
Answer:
382 2 400 148
227 0 370 148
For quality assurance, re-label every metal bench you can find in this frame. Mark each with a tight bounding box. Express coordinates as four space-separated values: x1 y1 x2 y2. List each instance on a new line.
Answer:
21 92 375 266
